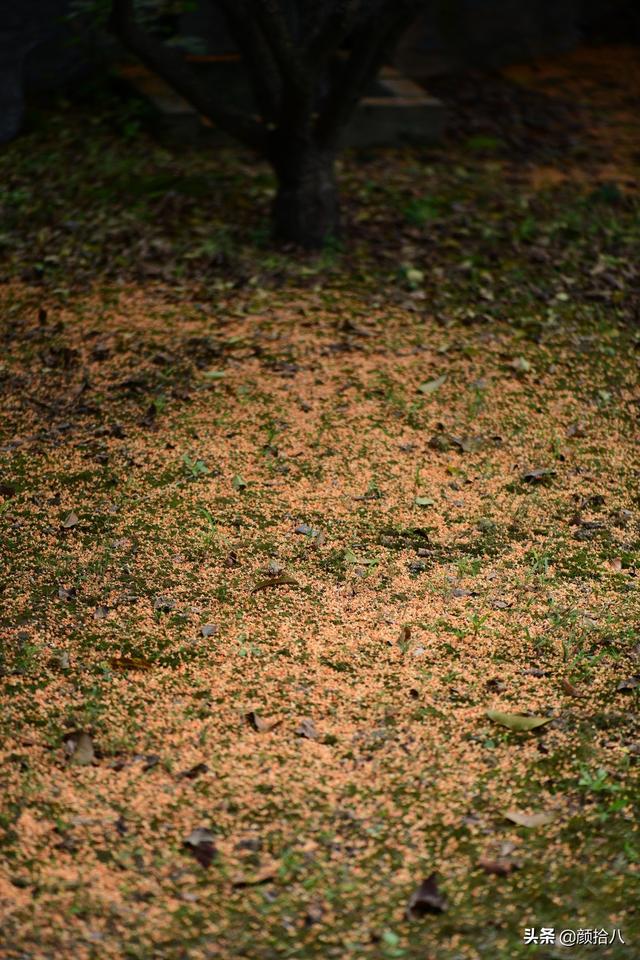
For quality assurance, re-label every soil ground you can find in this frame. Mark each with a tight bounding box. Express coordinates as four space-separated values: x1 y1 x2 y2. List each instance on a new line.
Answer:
1 44 639 960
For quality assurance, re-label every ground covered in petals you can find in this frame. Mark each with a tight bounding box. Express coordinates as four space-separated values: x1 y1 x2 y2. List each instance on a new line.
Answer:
1 44 639 960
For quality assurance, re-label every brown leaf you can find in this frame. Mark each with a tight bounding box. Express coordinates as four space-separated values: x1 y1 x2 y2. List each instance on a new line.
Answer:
251 574 299 594
405 873 448 919
304 902 324 927
232 860 278 888
521 468 556 484
61 511 79 529
110 656 153 672
560 678 583 698
177 762 209 780
479 857 519 876
183 827 217 868
617 675 640 693
153 595 175 613
566 421 587 438
245 711 282 733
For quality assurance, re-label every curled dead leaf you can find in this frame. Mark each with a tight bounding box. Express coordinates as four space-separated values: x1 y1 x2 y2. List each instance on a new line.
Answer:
295 718 318 740
559 678 583 698
521 467 556 484
417 374 446 395
246 711 282 733
63 731 95 766
183 827 217 867
232 860 278 888
503 810 556 828
177 762 209 780
251 574 299 594
405 873 448 919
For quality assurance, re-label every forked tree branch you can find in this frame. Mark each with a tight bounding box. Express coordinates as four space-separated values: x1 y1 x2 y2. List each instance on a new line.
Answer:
315 0 424 147
110 0 267 150
214 0 283 123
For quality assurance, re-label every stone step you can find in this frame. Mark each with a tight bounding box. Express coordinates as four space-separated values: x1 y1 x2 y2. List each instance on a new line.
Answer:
115 58 445 148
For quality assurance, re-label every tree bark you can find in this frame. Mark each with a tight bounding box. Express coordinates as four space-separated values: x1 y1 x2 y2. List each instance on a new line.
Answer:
270 143 339 248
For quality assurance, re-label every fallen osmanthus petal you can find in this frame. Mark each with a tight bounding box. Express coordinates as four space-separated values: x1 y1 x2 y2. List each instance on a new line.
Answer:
405 873 448 919
183 827 217 868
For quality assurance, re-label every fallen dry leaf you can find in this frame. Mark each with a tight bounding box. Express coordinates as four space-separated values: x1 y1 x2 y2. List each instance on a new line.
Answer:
559 678 583 697
183 827 217 868
486 710 551 732
503 810 557 828
63 731 95 766
246 711 282 733
251 574 300 594
177 762 209 780
478 857 519 876
417 374 446 395
405 873 448 918
110 656 153 672
232 860 278 888
295 718 318 740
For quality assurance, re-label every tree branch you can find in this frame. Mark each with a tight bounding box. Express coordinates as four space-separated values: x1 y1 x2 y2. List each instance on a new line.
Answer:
110 0 267 151
214 0 283 123
305 0 362 68
314 1 423 148
250 0 314 128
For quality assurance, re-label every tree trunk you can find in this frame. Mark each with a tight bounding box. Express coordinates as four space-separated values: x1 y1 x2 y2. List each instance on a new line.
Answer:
270 142 339 249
